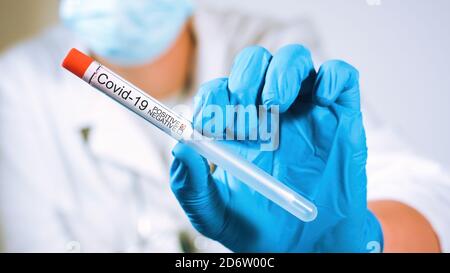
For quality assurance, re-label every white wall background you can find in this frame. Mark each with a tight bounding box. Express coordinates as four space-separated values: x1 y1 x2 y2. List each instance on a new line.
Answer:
206 0 450 168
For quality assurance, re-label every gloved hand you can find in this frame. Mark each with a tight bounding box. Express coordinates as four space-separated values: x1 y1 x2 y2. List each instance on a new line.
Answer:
170 45 383 252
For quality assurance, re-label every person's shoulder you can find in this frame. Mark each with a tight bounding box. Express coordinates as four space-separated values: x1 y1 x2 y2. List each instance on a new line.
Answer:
194 5 320 54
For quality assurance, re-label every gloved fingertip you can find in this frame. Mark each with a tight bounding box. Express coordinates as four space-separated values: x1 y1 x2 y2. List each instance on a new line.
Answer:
172 142 195 161
193 78 230 138
262 97 288 113
313 60 361 110
262 44 315 113
228 46 272 105
169 158 188 193
172 142 182 156
171 142 210 184
313 95 334 107
170 157 181 177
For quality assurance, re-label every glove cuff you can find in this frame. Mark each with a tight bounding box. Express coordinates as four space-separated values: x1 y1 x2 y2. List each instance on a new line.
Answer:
364 210 384 253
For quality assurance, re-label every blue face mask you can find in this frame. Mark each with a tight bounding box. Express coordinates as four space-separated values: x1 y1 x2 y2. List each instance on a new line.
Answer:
60 0 193 66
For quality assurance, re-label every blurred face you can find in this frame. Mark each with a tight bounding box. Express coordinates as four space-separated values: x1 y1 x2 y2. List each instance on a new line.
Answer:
59 0 193 66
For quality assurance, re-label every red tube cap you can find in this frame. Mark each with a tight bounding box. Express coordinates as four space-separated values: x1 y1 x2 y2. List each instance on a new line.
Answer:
62 48 94 78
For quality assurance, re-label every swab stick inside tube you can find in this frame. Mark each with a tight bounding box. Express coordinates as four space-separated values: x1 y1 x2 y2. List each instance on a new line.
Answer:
62 48 317 222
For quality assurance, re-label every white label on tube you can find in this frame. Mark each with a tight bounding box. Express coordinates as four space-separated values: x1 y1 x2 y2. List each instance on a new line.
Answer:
82 62 193 140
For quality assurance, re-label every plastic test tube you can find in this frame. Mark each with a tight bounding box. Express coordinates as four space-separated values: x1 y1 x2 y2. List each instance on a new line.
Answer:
62 48 317 222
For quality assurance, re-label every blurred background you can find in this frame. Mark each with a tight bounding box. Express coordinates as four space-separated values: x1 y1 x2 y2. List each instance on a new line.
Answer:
1 0 449 169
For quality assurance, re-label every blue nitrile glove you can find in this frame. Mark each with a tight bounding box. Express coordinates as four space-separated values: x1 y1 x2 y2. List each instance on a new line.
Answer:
170 45 383 253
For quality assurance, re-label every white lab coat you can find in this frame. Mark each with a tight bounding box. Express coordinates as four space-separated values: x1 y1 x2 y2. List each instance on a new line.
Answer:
1 6 449 252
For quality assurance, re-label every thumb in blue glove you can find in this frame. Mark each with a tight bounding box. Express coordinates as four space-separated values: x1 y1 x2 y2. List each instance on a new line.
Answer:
171 143 255 245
